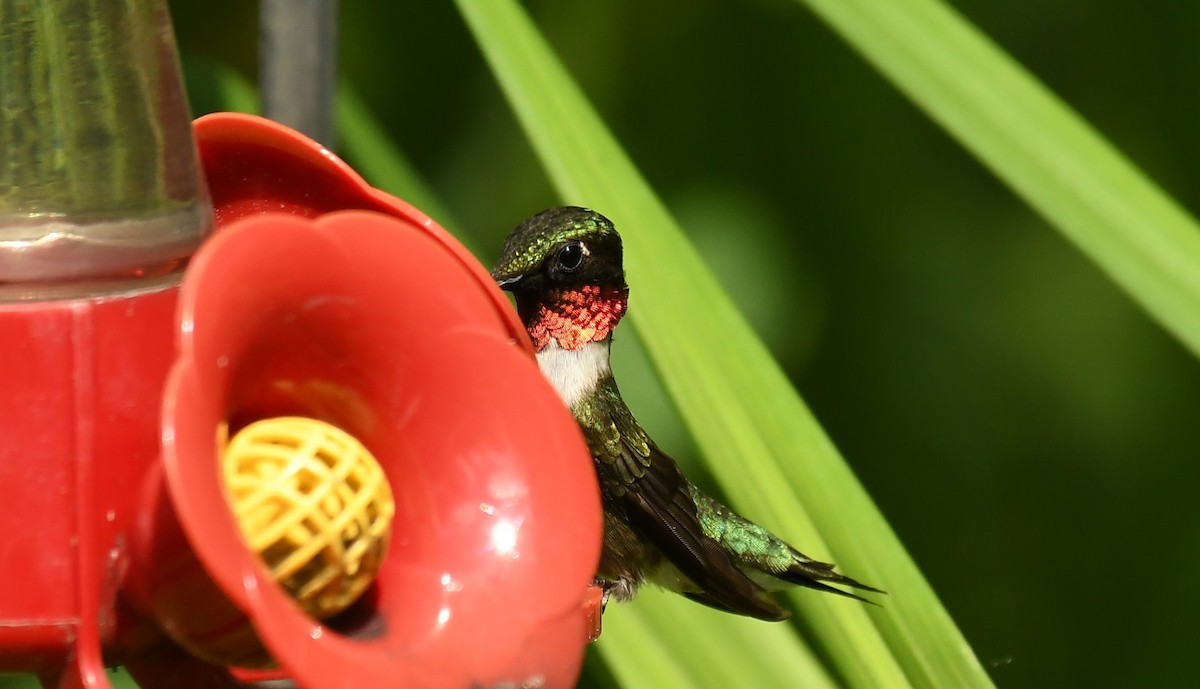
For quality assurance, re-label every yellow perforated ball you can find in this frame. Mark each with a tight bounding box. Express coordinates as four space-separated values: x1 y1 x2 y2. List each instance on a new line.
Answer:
221 417 395 620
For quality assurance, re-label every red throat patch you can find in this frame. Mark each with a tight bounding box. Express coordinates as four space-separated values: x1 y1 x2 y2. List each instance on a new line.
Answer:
528 285 629 352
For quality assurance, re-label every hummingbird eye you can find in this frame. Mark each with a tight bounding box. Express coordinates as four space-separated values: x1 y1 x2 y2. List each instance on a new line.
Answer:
555 242 585 273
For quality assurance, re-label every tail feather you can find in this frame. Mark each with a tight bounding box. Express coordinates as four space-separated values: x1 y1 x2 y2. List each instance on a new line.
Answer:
780 559 885 605
689 485 884 606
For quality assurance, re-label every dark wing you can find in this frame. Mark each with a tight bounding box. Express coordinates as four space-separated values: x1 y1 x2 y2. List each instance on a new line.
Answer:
582 378 789 621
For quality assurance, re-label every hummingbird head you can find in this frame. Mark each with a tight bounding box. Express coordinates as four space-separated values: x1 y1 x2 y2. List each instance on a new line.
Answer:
491 206 626 292
492 206 629 352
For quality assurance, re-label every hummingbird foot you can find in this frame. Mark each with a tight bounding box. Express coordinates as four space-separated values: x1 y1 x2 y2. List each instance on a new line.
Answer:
592 576 641 613
592 577 612 612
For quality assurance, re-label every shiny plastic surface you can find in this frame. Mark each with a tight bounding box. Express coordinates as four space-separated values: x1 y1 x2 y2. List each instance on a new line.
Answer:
0 279 179 685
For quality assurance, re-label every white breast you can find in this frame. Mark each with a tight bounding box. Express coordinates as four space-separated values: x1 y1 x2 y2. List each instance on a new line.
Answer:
535 340 611 409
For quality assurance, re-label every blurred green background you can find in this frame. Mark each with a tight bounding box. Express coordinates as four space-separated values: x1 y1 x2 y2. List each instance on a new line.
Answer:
176 1 1200 687
5 1 1198 687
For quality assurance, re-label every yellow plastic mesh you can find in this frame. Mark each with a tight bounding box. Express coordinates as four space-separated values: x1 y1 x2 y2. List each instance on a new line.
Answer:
221 416 395 620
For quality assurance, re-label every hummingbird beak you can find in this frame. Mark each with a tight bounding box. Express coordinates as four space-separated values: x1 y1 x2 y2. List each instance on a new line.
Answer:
494 274 523 290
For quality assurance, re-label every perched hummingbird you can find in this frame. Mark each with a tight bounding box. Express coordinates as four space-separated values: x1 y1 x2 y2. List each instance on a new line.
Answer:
491 206 880 620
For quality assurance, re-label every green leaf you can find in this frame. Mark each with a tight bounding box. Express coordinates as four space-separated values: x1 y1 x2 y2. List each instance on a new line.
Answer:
454 1 980 688
795 0 1200 360
600 589 839 689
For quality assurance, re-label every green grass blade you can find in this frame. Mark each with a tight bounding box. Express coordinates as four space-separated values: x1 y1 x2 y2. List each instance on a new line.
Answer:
591 607 696 689
454 1 977 688
795 0 1200 360
602 589 839 689
598 594 842 689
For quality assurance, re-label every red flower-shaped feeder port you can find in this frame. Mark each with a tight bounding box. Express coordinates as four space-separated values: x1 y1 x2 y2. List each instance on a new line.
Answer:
123 114 603 689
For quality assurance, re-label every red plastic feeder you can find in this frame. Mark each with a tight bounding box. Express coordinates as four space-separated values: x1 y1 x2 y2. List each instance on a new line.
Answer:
0 114 603 689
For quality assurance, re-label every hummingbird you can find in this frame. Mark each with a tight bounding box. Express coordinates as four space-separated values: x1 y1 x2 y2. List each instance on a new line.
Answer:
491 206 880 620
